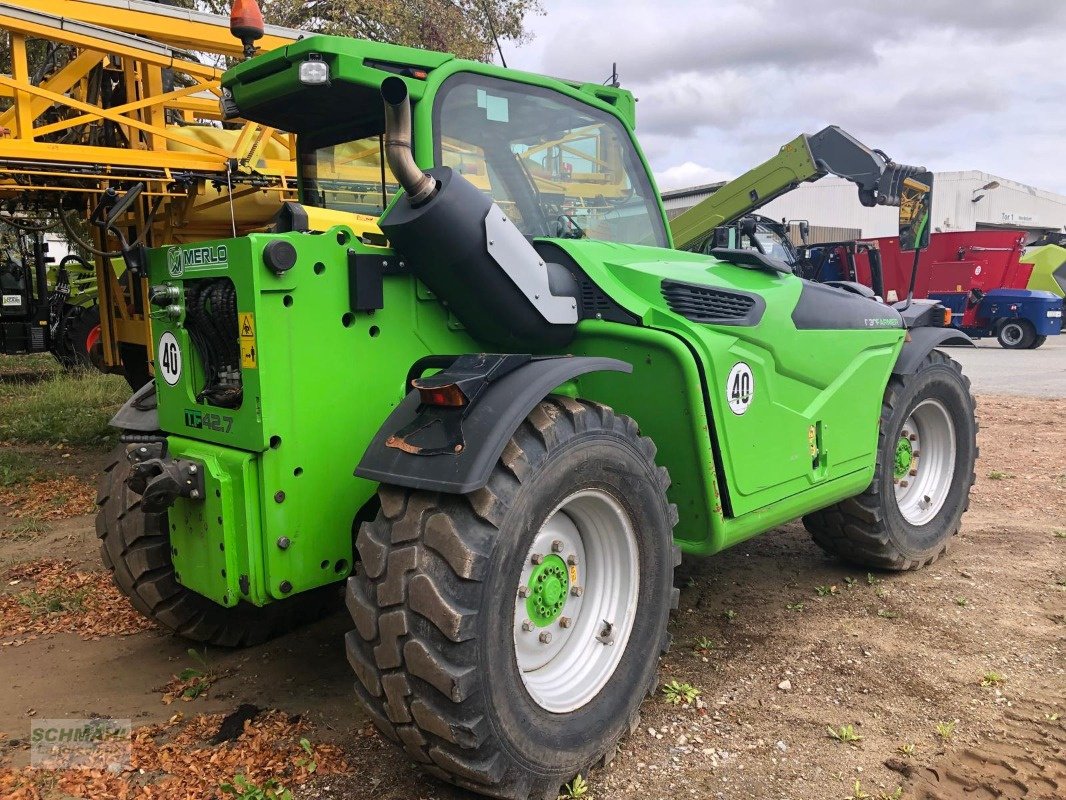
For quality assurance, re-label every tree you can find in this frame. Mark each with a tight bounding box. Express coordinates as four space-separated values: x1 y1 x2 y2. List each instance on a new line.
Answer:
203 0 542 62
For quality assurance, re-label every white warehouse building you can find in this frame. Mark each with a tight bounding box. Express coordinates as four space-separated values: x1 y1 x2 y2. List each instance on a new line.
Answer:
662 170 1066 244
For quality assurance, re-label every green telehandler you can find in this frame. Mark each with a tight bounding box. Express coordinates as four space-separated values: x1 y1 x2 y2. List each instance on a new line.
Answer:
96 28 977 800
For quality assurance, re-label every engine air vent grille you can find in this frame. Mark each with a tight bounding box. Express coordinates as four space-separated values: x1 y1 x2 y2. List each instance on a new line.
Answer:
661 280 763 326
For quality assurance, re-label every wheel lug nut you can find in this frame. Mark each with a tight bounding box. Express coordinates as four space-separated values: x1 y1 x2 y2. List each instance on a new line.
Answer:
531 553 544 565
522 619 534 632
900 480 909 488
570 586 583 597
559 617 572 628
908 468 918 476
551 540 563 552
909 434 918 441
518 586 530 598
912 450 920 458
539 632 552 644
567 554 577 566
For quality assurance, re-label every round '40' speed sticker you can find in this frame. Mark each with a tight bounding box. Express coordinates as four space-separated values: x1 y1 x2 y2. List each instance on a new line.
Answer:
726 362 754 415
158 331 182 386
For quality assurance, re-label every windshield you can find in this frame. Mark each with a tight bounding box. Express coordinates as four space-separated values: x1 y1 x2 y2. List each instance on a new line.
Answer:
299 134 399 216
434 74 667 247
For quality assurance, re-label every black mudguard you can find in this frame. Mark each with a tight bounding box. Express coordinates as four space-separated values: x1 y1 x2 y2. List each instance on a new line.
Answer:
108 382 159 431
355 355 632 493
892 327 973 375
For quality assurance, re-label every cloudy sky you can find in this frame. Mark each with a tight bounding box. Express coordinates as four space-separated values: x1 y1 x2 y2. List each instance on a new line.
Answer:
503 0 1066 193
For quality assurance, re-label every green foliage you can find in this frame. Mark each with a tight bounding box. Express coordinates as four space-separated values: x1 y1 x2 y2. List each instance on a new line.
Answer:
786 602 804 612
17 585 89 616
826 724 862 744
896 743 915 756
296 737 317 774
877 609 899 619
955 597 969 607
558 774 589 799
843 780 871 800
219 775 292 800
722 609 736 621
980 671 1005 687
0 357 127 447
661 680 700 705
815 585 839 597
934 721 956 740
986 471 1009 480
201 0 544 62
692 635 714 652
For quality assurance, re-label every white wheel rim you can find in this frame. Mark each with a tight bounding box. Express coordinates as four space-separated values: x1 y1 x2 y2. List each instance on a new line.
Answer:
893 399 956 526
1001 323 1023 345
512 489 640 713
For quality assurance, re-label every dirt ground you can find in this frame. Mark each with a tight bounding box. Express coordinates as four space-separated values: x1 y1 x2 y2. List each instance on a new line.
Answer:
1 394 1063 800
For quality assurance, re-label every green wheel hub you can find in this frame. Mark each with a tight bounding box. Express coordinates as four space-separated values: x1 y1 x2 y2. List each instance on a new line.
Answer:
526 554 570 627
894 436 913 480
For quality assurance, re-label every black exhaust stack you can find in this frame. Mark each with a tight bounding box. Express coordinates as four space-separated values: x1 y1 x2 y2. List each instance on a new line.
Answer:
377 77 577 349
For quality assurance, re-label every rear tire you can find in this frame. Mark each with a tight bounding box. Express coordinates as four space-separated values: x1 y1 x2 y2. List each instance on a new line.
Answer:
1028 334 1047 350
802 351 977 570
997 319 1034 349
96 445 338 646
345 397 679 799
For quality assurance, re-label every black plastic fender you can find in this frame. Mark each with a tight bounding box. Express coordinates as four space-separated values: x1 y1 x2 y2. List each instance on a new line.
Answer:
355 356 632 493
108 382 159 432
892 327 973 375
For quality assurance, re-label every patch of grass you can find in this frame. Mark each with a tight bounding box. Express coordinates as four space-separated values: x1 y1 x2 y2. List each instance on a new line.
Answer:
877 609 899 619
986 470 1011 480
786 602 805 612
219 775 292 800
0 364 128 447
980 671 1005 687
826 724 862 744
955 597 969 607
17 585 90 616
661 680 701 705
558 774 589 800
1 516 48 539
692 635 714 652
877 788 904 800
866 573 880 586
1054 530 1066 540
843 780 871 800
816 585 839 597
722 609 736 621
0 450 44 487
896 743 915 756
934 721 956 741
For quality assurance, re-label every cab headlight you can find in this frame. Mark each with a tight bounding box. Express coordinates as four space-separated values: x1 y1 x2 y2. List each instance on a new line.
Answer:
299 58 329 85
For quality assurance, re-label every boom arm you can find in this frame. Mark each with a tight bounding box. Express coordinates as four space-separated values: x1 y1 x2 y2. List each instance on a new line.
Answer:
670 126 923 251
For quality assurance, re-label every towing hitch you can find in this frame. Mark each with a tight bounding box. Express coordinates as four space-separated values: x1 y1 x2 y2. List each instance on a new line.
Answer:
125 442 206 513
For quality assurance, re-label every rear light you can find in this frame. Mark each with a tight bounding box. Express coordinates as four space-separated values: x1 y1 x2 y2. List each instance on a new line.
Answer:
416 383 467 407
941 308 952 326
406 68 429 79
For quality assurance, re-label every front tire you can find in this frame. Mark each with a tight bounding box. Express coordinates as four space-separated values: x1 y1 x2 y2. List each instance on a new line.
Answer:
802 351 977 570
96 445 338 646
345 397 679 799
1028 334 1047 350
997 319 1035 349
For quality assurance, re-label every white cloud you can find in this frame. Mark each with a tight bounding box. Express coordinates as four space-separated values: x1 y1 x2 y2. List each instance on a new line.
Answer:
655 162 732 192
507 0 1066 196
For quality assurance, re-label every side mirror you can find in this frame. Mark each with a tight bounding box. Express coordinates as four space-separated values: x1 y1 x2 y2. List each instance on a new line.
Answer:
798 220 810 246
898 172 933 252
738 216 758 238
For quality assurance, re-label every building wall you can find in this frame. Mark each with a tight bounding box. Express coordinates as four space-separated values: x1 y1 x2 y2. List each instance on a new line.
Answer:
663 171 1066 243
